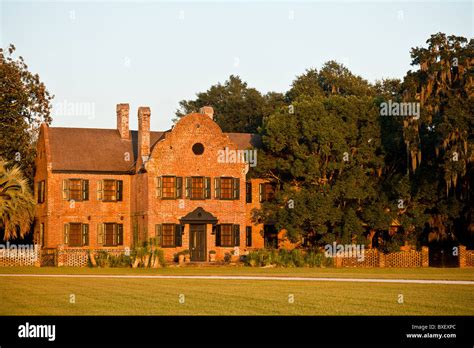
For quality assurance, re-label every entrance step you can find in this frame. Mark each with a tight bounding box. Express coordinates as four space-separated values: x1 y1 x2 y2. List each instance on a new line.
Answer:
170 262 242 268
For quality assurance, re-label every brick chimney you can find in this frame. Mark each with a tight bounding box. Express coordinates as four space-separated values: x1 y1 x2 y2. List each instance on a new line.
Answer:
200 106 214 119
116 103 130 139
138 107 151 164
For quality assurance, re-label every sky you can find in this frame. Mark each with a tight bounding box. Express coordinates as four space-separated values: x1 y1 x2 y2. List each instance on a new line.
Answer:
1 1 472 131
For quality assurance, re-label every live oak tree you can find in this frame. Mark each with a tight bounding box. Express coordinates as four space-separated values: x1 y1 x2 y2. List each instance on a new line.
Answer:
251 62 394 247
253 43 473 250
0 44 53 183
175 75 284 133
396 33 474 246
253 89 390 247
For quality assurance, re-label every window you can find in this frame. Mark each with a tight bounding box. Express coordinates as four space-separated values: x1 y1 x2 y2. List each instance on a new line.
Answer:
192 143 205 155
69 179 82 201
39 223 44 247
214 177 240 200
64 223 89 247
186 177 211 199
97 223 123 246
191 177 204 199
37 181 45 203
246 226 252 247
155 224 183 247
220 178 233 199
220 225 233 247
246 182 252 203
104 180 117 201
162 224 175 247
156 176 182 199
62 179 89 201
264 225 278 249
216 224 240 247
97 179 123 202
259 183 276 202
162 176 175 198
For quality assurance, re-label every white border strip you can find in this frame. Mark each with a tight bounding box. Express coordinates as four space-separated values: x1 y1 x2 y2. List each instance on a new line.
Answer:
0 274 473 285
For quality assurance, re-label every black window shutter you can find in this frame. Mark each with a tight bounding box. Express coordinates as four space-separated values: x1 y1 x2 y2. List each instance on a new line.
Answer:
246 226 252 247
38 181 45 203
62 179 70 201
175 224 182 247
205 177 211 199
156 224 162 246
233 178 240 200
117 224 123 245
233 224 240 247
259 183 264 202
214 177 221 199
64 223 69 244
215 225 221 247
176 177 183 198
185 177 192 198
246 182 252 203
156 177 162 198
82 224 89 246
116 180 123 201
82 180 89 201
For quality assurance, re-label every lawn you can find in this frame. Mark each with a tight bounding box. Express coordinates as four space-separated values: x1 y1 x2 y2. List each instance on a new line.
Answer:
0 267 473 315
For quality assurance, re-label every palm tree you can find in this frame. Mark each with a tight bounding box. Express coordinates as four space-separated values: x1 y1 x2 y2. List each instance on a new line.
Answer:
0 161 35 241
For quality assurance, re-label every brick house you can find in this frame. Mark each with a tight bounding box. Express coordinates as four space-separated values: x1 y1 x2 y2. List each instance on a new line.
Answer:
34 104 284 263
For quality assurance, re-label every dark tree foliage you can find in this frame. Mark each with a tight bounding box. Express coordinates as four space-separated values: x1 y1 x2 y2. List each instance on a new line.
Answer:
175 75 283 133
251 36 472 250
0 44 53 183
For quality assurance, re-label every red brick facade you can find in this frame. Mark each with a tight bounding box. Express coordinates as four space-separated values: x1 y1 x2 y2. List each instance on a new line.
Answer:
34 105 284 263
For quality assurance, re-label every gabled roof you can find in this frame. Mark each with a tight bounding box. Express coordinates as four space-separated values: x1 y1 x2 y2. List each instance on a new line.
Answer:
47 128 165 173
226 133 262 149
46 127 260 173
179 207 218 224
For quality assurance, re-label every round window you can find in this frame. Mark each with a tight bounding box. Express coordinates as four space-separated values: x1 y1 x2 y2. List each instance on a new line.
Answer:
192 143 204 155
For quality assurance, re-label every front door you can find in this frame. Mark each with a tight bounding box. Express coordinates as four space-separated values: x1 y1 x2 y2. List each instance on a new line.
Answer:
190 224 207 261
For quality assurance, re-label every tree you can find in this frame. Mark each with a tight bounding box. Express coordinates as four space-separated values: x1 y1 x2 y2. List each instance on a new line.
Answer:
397 33 473 246
0 161 35 241
286 61 374 102
0 44 53 183
175 75 283 133
253 93 388 246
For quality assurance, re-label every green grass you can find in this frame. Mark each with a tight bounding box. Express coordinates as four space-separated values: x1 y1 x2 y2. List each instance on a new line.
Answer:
0 277 473 315
0 267 473 315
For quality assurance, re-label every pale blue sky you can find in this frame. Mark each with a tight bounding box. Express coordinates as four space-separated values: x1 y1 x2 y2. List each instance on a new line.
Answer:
1 1 472 131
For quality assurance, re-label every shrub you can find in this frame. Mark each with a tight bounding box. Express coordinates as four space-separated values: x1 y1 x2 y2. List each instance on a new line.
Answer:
278 249 293 267
154 248 166 267
291 249 305 267
305 251 327 267
107 253 132 268
244 248 332 268
95 251 109 268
